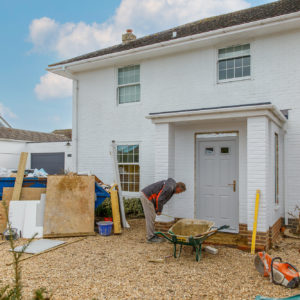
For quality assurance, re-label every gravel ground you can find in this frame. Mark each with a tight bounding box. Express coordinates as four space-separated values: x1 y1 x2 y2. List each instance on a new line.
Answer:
0 219 300 300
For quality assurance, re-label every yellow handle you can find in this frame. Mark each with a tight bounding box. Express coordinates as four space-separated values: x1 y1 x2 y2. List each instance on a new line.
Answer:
251 190 260 254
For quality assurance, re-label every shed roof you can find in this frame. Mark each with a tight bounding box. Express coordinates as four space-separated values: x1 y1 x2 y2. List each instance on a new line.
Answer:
49 0 300 67
0 127 69 142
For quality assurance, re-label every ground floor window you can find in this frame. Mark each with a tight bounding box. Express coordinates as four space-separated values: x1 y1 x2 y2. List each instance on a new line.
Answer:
117 145 140 192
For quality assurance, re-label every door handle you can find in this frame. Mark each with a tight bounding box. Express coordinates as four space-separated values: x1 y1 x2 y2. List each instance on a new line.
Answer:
228 180 236 192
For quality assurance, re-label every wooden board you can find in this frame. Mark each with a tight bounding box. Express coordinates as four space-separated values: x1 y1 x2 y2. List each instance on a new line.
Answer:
3 188 46 202
12 152 28 200
0 188 46 233
43 175 95 237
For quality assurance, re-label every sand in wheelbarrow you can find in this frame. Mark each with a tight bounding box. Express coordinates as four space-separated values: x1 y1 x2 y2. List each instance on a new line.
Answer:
170 219 214 237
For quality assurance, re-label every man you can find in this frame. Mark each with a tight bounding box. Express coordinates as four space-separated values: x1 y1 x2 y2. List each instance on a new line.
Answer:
140 178 186 243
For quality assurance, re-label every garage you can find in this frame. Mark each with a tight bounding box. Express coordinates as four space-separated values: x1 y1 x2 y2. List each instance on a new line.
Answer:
31 152 65 175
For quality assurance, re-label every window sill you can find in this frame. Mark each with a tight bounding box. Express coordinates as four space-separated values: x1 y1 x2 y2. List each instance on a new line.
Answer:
217 76 252 84
117 101 141 107
122 191 140 198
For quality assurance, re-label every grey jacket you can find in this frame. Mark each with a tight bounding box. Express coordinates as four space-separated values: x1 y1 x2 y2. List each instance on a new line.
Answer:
141 178 176 213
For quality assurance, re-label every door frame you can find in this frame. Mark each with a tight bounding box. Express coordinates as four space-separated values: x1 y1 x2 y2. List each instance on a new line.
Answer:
194 131 239 232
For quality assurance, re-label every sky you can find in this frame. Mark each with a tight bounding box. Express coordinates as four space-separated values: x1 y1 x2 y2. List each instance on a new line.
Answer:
0 0 272 132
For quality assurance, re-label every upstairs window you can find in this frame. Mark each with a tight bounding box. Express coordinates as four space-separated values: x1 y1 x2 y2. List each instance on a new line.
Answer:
218 44 250 81
118 65 140 104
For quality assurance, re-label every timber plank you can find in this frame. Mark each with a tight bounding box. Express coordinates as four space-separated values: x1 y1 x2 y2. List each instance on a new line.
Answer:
11 152 28 200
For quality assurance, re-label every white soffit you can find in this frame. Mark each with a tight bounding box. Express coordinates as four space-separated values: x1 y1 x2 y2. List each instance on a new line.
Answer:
147 103 287 128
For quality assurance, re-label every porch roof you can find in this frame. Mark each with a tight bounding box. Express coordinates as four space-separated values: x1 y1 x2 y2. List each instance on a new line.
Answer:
146 102 287 127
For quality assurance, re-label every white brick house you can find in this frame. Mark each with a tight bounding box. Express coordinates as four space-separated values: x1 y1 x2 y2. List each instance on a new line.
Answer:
48 0 300 248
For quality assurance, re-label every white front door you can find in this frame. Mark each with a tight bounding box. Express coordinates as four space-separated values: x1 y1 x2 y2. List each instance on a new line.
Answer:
196 139 238 232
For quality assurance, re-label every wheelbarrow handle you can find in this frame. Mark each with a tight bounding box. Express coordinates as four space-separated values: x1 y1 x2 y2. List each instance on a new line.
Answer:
154 231 173 242
194 225 230 238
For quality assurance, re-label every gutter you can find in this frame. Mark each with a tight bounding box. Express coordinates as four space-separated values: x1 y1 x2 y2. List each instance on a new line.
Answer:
63 67 79 172
48 10 300 73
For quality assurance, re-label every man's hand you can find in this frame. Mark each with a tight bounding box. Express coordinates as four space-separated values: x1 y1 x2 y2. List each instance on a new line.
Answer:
157 212 161 215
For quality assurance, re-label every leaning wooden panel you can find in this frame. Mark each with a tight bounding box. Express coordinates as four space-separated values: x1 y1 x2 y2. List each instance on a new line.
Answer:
3 188 46 201
43 175 95 237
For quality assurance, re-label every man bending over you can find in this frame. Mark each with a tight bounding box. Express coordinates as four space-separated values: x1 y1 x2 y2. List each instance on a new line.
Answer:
140 178 186 243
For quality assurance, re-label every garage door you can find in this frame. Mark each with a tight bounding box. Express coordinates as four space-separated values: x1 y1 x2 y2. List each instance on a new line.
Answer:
31 153 65 175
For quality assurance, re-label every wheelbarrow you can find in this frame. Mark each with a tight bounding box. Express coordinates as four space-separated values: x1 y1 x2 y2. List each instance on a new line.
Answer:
155 219 229 261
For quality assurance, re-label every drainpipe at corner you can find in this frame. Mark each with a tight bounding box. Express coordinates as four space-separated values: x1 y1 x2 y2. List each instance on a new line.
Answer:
64 67 79 173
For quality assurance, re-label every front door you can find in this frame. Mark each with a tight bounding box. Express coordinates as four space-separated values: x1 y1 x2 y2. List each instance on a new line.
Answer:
196 139 238 232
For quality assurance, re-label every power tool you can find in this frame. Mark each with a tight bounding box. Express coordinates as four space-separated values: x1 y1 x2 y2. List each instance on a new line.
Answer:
254 252 300 288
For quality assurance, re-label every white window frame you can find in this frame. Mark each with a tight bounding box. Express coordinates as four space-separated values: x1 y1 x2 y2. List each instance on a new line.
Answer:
217 44 251 83
117 143 140 195
117 65 141 105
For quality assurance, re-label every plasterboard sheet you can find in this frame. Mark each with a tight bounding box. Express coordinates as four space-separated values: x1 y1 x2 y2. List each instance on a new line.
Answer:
12 239 65 254
9 201 26 236
36 194 46 227
22 201 43 238
9 200 44 238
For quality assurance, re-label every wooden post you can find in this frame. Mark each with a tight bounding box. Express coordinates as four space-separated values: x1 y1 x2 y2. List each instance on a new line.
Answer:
12 152 28 200
109 184 122 234
251 190 260 254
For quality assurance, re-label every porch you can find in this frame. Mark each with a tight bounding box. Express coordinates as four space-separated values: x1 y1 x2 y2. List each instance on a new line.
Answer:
148 102 287 250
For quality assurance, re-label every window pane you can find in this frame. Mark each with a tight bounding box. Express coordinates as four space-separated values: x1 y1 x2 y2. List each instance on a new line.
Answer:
219 70 226 80
219 60 226 70
118 84 140 104
235 67 242 78
227 68 234 79
235 57 242 68
227 59 234 69
118 65 140 85
205 147 214 154
118 145 140 192
242 44 250 51
221 147 230 154
243 56 250 66
243 66 250 77
218 44 250 59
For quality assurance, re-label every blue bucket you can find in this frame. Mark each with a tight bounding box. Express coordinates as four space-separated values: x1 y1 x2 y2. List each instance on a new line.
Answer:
97 221 113 236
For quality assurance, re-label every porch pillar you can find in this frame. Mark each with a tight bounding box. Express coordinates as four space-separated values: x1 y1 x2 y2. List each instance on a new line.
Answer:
247 116 270 248
154 123 175 220
154 123 175 181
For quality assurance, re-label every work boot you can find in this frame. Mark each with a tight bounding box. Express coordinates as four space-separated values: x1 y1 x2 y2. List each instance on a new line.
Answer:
147 236 165 243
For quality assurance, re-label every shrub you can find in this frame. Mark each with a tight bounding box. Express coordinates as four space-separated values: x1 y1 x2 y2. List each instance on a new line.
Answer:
95 197 144 219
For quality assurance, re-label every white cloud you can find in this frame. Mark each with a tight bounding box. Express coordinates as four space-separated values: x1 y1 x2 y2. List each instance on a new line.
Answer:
0 103 17 119
35 72 72 100
29 0 251 59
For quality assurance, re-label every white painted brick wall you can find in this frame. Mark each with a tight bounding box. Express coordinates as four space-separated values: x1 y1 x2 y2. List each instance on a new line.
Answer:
75 28 300 225
247 117 269 232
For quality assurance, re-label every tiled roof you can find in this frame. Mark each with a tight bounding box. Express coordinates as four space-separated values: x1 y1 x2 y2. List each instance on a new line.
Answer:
52 129 72 140
49 0 300 67
0 127 69 142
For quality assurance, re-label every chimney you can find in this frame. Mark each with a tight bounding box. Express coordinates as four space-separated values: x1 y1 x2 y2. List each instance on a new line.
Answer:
122 29 136 43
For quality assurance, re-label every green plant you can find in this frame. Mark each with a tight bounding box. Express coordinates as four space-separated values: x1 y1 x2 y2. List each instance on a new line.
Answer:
95 197 144 219
123 198 144 218
95 198 112 218
0 200 51 300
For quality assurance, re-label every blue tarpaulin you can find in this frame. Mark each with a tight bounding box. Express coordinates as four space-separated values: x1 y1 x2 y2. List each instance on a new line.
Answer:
0 177 109 209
